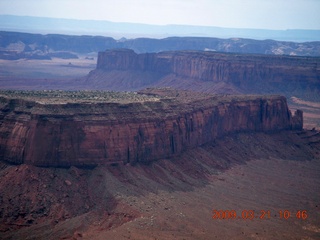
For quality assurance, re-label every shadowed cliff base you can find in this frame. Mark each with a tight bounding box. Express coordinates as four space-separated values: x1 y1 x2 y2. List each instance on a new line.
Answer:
0 130 319 239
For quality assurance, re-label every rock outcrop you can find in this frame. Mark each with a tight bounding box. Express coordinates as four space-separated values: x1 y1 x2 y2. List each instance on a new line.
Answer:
92 49 320 94
0 89 303 167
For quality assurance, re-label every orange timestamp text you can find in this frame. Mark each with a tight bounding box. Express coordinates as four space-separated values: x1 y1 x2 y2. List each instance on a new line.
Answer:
212 209 308 220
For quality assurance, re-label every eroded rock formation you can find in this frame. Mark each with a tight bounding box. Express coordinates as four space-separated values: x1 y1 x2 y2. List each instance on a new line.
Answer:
91 49 320 94
0 89 302 167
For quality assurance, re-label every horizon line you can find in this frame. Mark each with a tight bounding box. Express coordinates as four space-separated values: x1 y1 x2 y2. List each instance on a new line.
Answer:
2 14 320 32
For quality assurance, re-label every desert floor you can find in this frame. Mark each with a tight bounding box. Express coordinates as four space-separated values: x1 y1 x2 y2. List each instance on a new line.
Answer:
1 131 319 240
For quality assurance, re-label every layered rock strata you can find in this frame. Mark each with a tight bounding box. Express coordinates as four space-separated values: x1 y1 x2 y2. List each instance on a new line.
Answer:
0 89 302 167
93 49 320 93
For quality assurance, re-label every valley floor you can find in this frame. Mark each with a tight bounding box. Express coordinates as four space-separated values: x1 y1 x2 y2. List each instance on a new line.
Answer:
0 130 319 240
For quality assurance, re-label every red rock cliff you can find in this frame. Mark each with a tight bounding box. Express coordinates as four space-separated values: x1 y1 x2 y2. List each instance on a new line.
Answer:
94 49 319 93
97 49 171 73
0 90 302 167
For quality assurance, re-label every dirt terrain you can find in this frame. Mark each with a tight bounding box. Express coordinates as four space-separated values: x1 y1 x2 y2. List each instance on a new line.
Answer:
0 130 319 240
0 58 96 79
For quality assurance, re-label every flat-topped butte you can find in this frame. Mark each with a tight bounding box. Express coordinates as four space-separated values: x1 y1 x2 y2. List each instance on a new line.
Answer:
0 88 302 167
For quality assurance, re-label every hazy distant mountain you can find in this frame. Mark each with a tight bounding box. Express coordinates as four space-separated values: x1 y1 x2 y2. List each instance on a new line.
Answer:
1 15 320 42
1 31 320 60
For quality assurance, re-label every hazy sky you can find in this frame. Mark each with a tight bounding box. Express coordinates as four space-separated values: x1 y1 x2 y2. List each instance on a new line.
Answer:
1 0 320 30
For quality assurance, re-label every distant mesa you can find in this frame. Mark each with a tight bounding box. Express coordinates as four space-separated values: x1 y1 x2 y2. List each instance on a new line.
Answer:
86 49 320 98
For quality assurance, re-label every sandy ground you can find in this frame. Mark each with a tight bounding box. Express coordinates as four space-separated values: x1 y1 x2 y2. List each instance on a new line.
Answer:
95 157 320 240
0 58 96 90
0 58 96 79
1 131 319 240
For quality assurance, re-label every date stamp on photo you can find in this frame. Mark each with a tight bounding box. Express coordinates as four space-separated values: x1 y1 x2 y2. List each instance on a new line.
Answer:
212 209 308 220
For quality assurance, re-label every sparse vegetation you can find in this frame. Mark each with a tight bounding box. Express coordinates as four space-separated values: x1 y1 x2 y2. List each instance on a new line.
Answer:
0 89 282 105
0 90 161 104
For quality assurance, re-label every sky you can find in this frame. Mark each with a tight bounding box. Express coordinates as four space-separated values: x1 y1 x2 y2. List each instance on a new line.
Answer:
0 0 320 30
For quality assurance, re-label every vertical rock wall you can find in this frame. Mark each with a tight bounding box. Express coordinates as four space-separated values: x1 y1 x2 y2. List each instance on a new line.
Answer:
95 50 319 91
0 95 302 167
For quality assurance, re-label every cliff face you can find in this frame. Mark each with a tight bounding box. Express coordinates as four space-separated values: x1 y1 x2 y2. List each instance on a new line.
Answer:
0 90 302 167
97 49 171 74
93 49 320 94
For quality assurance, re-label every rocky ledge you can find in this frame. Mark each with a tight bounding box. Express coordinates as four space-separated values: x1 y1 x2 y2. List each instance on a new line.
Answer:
90 49 320 96
0 89 302 167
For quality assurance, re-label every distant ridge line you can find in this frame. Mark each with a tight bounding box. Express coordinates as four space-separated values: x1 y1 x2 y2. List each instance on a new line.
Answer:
1 30 320 57
1 15 320 42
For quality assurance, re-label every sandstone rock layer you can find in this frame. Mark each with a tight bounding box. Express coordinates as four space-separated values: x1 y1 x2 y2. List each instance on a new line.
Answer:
91 49 320 94
0 90 302 167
